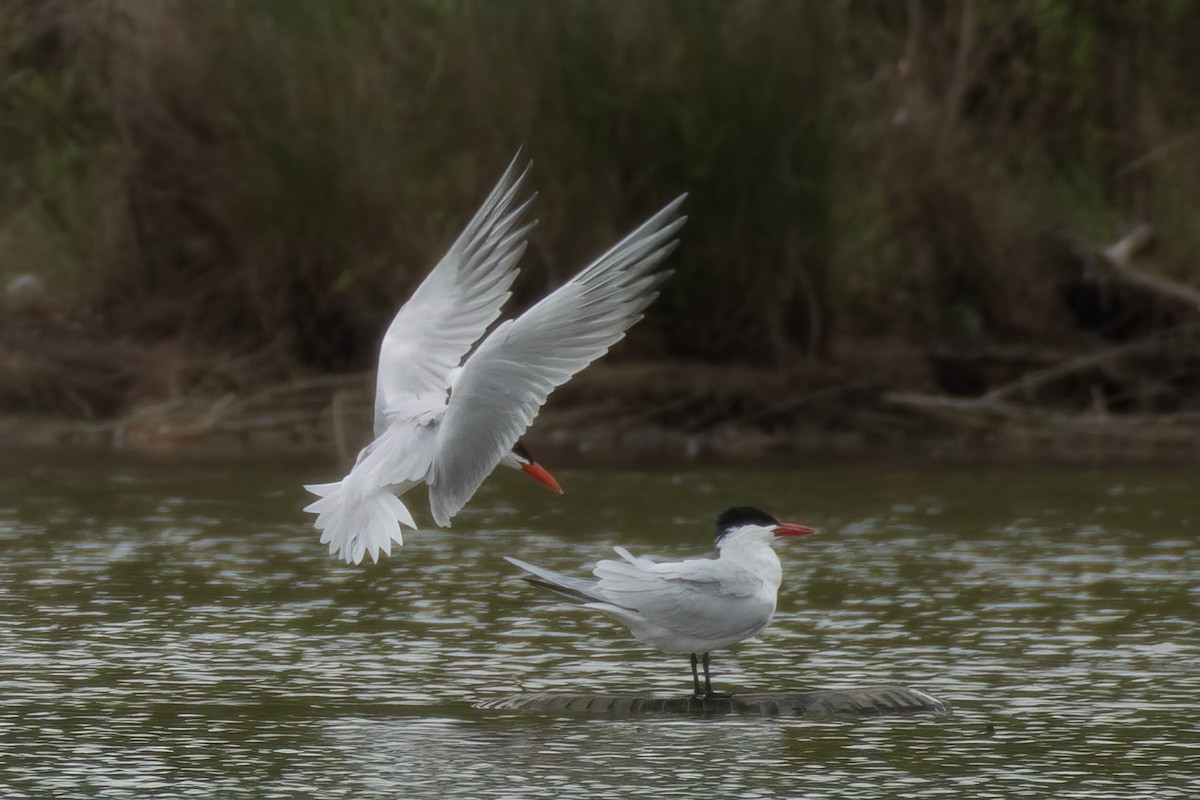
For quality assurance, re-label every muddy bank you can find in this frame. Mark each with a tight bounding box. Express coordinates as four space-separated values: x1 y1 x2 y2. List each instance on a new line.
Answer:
8 213 1200 465
6 359 1200 466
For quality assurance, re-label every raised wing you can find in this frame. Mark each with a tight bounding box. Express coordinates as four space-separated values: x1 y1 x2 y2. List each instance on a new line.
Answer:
373 154 536 435
425 195 687 526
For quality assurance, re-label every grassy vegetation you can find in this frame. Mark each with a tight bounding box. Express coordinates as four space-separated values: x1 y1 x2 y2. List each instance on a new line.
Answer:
5 1 1200 416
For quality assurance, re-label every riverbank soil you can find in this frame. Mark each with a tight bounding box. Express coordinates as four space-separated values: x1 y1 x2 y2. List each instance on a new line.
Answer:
5 297 1200 464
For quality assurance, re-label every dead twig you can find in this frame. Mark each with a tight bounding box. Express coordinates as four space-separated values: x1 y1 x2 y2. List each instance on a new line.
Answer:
1115 133 1198 176
983 339 1143 404
883 392 1023 426
978 321 1200 404
1095 224 1200 311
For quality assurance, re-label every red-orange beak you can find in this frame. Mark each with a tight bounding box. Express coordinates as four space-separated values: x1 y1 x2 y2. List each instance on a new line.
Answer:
774 521 818 537
521 461 563 494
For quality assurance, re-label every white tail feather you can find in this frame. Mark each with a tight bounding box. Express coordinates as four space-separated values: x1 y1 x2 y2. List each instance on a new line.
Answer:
303 480 416 564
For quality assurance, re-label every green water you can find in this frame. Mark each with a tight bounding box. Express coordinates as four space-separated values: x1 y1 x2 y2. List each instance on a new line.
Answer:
1 455 1197 798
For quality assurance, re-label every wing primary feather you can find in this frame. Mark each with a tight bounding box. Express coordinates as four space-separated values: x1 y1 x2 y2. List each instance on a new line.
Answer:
582 194 687 273
458 155 533 245
463 195 538 271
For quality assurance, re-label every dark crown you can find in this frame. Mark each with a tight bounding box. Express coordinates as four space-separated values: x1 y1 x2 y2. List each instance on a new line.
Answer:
714 506 779 543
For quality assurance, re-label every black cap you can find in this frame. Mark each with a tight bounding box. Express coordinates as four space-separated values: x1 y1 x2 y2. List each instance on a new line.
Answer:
714 506 779 544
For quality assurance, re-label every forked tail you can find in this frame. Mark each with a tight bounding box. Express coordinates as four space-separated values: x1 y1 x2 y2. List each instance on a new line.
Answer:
503 556 604 605
303 480 416 564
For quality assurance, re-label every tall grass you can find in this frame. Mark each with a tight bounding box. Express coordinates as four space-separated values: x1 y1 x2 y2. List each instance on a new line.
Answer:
5 0 1200 386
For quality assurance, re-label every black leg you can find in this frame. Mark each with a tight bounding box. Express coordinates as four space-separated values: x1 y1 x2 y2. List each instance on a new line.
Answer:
702 652 732 700
690 653 702 697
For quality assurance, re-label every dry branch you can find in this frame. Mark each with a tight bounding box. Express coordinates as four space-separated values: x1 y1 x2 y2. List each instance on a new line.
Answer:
1096 224 1200 311
960 225 1200 407
883 392 1022 425
979 330 1194 404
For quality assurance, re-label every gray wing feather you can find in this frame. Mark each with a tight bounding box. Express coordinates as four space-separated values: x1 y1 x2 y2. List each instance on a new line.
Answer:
427 196 687 525
509 547 771 645
374 154 536 434
590 550 761 641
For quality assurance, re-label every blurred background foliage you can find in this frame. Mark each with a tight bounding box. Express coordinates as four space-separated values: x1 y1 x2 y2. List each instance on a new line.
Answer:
4 0 1200 416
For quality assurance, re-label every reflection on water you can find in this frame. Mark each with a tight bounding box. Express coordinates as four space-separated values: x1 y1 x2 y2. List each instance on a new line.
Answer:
1 456 1197 798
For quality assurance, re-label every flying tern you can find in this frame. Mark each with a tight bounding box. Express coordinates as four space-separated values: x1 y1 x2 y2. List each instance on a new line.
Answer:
505 506 818 699
304 156 686 564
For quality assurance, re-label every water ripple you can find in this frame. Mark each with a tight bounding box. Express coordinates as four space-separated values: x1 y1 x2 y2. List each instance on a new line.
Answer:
0 460 1197 798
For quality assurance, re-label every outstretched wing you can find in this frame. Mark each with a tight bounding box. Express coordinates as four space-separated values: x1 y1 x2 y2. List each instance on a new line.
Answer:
425 195 687 526
373 153 536 435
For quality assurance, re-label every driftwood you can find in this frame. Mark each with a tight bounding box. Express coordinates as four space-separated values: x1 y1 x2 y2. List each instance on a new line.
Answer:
892 226 1200 439
7 371 374 452
475 685 950 718
1093 224 1200 311
981 343 1141 404
884 392 1024 426
981 323 1200 404
884 391 1200 461
885 390 1200 428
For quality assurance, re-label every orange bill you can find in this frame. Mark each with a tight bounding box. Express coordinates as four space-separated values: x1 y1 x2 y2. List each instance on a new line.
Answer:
521 461 564 494
774 521 818 537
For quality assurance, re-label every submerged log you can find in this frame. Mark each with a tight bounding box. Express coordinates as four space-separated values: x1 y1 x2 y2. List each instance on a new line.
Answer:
475 685 950 717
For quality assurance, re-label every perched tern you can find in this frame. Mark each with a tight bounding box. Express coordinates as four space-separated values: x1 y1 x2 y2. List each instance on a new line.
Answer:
304 156 686 564
505 506 818 699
